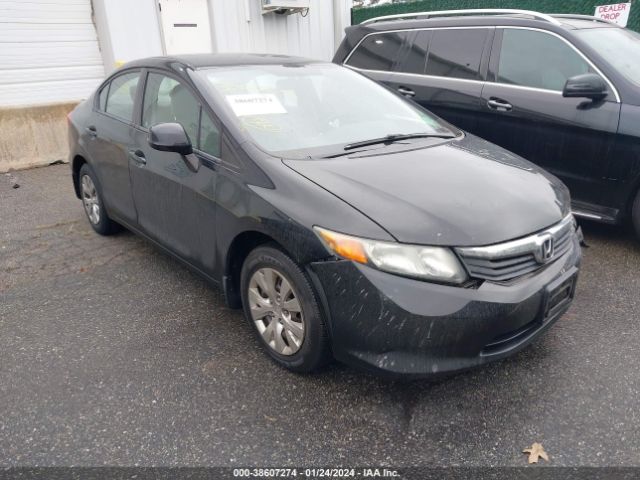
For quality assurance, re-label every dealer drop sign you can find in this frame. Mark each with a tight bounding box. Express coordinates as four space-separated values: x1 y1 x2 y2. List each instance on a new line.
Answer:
594 2 631 27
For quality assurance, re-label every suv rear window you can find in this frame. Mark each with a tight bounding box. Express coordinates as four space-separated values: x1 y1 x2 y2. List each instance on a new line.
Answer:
346 31 411 71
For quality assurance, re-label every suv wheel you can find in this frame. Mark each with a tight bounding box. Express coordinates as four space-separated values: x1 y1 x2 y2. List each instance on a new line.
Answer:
240 245 331 373
79 164 121 235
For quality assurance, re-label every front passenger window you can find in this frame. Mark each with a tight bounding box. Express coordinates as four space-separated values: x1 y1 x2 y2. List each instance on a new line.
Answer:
498 29 592 91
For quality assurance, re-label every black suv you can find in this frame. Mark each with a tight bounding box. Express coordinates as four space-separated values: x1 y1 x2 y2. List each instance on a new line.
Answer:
334 9 640 237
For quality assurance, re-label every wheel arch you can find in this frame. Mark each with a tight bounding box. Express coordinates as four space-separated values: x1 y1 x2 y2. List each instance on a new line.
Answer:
223 230 287 309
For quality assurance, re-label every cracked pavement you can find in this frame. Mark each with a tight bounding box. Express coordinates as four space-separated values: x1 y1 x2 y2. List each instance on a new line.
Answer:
1 164 639 467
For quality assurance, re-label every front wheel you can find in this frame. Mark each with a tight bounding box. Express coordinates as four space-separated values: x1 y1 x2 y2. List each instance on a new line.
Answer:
240 245 331 373
78 163 121 235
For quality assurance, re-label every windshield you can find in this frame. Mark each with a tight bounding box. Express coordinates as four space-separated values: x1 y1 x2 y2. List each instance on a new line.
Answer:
198 63 455 154
575 27 640 86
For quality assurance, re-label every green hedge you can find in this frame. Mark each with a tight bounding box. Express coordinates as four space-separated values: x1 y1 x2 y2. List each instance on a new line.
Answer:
352 0 639 32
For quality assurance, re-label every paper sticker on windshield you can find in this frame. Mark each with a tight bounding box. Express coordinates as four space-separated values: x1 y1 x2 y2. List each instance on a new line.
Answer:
225 94 286 117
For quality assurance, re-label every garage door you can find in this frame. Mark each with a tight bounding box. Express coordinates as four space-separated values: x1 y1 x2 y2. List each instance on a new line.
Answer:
0 0 105 107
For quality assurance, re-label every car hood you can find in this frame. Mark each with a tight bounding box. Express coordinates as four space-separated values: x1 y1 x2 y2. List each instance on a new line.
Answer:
283 135 570 247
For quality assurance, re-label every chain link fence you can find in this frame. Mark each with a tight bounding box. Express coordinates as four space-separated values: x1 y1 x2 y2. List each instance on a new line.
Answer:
352 0 639 32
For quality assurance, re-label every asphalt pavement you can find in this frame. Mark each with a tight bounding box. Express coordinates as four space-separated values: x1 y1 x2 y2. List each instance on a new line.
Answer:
1 164 639 467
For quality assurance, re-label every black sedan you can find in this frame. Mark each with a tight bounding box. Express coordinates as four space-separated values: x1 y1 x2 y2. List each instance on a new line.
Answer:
68 54 582 377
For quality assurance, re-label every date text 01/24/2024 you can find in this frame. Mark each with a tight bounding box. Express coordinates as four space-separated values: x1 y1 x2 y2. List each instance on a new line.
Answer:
232 468 400 478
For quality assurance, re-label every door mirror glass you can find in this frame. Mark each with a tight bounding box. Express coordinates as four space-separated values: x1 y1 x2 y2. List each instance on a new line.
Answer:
148 122 193 155
562 73 608 100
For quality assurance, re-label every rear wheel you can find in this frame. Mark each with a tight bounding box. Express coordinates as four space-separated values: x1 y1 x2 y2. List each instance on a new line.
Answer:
240 245 331 373
78 163 121 235
633 189 640 240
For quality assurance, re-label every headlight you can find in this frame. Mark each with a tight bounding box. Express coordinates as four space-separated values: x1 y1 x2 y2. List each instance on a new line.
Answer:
314 227 468 284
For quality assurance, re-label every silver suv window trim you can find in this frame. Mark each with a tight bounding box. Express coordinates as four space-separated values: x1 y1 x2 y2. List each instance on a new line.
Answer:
342 25 620 103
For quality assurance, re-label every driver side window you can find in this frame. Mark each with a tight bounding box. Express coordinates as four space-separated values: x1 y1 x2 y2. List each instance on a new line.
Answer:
142 73 200 145
497 29 593 91
142 72 221 158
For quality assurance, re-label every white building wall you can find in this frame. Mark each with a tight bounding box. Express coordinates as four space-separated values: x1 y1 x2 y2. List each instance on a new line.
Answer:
92 0 164 73
0 0 352 106
0 0 105 107
209 0 350 61
94 0 352 72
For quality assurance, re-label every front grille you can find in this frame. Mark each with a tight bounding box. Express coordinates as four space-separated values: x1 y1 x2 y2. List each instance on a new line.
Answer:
456 215 575 283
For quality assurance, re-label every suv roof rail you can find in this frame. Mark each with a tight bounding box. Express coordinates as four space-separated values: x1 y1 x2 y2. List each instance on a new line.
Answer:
550 13 619 25
360 9 563 26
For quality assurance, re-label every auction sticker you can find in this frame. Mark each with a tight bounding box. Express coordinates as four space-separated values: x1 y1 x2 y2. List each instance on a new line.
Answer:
226 93 287 117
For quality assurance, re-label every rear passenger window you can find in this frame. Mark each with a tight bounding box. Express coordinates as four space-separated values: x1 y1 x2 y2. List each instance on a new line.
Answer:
497 29 591 91
105 71 140 122
425 29 487 80
346 32 411 71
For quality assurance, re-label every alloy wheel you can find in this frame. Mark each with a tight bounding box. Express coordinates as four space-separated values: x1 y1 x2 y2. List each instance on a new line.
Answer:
81 174 100 225
248 267 305 356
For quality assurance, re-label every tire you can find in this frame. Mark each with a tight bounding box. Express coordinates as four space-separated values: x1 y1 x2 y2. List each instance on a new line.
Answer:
78 163 121 235
240 244 331 373
633 189 640 240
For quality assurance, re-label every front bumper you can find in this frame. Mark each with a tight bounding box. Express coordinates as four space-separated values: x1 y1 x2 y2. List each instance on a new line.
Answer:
309 234 581 378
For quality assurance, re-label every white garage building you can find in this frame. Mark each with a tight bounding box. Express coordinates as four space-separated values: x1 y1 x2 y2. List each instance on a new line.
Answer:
0 0 352 170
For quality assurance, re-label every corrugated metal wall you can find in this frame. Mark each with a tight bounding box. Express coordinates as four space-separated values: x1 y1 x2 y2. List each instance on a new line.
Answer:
0 0 105 107
209 0 342 61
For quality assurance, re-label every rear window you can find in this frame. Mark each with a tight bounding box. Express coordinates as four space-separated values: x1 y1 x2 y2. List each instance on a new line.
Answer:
346 31 412 71
424 29 488 80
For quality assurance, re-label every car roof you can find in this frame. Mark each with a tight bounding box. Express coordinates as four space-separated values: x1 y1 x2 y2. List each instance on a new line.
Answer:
124 53 323 71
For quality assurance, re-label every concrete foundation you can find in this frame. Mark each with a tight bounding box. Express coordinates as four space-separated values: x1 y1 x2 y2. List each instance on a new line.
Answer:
0 102 77 173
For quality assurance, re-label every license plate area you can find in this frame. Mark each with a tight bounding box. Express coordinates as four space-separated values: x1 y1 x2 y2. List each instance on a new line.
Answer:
543 273 577 321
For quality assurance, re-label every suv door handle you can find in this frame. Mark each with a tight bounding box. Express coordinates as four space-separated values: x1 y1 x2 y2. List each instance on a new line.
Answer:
129 149 146 166
86 126 98 137
398 87 416 97
487 98 513 112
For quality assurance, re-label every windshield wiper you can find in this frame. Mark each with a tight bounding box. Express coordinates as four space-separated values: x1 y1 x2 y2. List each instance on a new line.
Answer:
343 132 457 151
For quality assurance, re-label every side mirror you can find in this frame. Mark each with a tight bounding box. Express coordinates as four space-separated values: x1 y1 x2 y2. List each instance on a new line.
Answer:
562 73 607 100
148 123 193 155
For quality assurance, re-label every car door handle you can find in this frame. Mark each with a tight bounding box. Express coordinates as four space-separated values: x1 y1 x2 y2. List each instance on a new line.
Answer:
487 98 513 112
398 87 416 97
129 149 146 165
86 126 98 137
